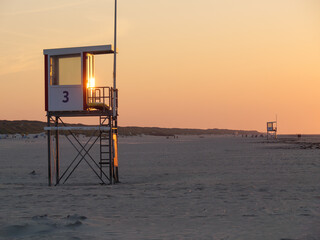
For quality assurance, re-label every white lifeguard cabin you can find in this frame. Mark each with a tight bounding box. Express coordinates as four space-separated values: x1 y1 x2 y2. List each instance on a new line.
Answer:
44 45 114 112
267 121 277 139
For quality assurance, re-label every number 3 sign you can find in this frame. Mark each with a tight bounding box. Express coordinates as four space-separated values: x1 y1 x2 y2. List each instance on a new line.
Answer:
62 91 69 103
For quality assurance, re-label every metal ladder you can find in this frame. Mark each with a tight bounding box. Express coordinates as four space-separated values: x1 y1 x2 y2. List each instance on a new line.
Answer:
99 116 113 184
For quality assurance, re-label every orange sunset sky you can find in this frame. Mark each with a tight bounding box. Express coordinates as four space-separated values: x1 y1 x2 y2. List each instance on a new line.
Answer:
0 0 320 134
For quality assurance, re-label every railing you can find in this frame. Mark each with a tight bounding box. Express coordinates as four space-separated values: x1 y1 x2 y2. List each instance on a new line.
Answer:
87 87 110 111
87 87 118 113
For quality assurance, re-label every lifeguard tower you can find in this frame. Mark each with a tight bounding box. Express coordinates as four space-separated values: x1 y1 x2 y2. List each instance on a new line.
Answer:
267 120 277 139
43 2 119 186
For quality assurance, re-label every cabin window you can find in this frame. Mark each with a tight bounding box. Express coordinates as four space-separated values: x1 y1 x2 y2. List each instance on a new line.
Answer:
50 54 81 85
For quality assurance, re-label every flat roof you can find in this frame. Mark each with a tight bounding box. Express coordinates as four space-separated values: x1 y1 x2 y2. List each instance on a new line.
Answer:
43 44 114 55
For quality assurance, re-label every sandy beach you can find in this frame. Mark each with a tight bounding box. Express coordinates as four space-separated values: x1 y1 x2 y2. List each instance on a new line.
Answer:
0 135 319 239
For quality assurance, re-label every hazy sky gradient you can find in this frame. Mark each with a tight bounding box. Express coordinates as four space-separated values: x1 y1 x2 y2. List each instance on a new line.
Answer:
0 0 320 133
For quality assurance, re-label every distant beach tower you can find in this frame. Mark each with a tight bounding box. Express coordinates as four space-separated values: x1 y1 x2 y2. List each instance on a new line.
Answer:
266 120 277 139
43 2 119 186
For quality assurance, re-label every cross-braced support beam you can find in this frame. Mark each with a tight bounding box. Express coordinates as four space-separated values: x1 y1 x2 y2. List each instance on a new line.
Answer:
46 114 118 186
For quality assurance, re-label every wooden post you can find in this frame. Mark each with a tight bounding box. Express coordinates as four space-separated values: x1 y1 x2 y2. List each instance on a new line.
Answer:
47 115 52 186
55 117 60 185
